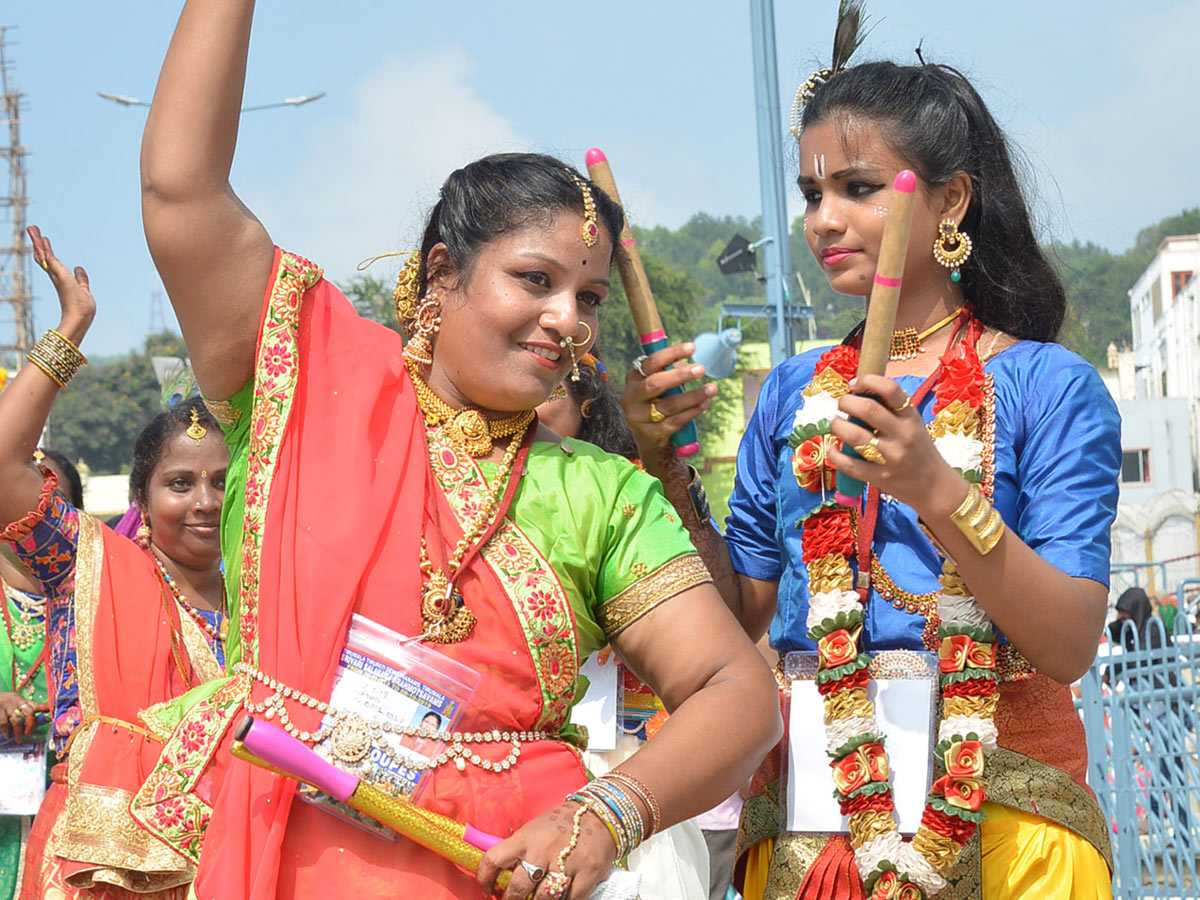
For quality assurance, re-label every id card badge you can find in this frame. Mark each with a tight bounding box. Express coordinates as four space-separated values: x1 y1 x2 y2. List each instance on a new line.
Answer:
570 652 619 752
0 741 47 815
782 649 937 835
299 614 481 839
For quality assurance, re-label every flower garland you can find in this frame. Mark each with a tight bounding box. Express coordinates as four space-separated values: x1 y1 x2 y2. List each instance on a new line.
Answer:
787 324 999 899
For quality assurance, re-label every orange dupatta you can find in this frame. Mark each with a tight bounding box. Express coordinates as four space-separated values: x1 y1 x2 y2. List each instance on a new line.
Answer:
185 250 587 899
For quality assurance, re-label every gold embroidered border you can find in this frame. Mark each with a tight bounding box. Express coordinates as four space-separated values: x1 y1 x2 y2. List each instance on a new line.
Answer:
200 396 241 429
598 553 712 638
177 602 222 683
57 784 192 892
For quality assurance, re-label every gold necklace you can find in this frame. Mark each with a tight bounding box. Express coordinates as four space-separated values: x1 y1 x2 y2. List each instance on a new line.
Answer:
407 361 535 458
889 307 963 361
419 417 530 643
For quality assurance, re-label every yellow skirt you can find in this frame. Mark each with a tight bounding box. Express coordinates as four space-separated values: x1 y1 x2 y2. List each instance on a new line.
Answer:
980 803 1111 899
742 804 1111 900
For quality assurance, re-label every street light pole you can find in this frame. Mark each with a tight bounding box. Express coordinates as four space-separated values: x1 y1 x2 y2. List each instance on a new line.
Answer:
749 0 808 367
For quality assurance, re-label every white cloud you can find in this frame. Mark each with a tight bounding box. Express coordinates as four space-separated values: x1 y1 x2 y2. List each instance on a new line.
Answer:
1047 0 1200 248
247 46 530 285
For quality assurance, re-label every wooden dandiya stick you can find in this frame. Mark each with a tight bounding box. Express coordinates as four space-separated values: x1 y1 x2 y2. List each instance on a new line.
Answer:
230 717 513 889
834 170 918 506
585 148 701 457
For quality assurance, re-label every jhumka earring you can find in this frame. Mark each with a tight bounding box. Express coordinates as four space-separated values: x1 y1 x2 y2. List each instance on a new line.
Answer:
402 291 441 367
932 218 973 283
559 322 593 382
135 514 152 549
186 408 208 445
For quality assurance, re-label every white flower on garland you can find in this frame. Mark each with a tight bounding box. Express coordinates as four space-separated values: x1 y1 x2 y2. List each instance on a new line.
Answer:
932 431 983 472
855 830 904 882
894 842 949 895
937 593 992 631
826 716 880 755
794 392 845 431
938 715 999 752
806 588 863 630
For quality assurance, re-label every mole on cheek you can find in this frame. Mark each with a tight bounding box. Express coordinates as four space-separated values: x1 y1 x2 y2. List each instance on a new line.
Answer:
581 259 587 266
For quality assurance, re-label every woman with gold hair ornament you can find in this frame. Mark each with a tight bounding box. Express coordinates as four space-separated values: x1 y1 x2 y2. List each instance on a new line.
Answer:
621 6 1119 900
137 3 781 899
0 229 229 900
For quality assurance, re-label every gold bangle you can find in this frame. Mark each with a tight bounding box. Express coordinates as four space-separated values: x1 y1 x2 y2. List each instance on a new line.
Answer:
24 353 69 389
948 483 1006 556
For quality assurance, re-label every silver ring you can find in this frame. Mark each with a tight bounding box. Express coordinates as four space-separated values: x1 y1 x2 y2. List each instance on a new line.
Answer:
519 859 546 883
632 355 648 377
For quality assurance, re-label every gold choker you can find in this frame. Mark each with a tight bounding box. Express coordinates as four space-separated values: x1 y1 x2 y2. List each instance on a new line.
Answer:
407 362 534 458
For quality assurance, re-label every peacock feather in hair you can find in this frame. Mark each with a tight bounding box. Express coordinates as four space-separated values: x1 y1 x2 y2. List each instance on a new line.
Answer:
790 0 872 138
831 0 870 73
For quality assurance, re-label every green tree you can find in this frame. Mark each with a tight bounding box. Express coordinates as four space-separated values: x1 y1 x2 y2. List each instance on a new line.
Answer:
46 331 187 473
341 274 400 333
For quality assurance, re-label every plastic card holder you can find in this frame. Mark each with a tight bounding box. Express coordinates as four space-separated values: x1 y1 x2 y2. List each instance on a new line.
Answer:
570 652 620 752
781 649 937 835
299 614 481 839
0 741 46 815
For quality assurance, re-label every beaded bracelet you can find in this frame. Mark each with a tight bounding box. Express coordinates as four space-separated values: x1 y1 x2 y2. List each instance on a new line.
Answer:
566 773 651 858
0 467 59 543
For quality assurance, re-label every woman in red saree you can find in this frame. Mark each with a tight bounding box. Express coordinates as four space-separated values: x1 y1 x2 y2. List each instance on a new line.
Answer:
136 3 782 899
0 229 229 898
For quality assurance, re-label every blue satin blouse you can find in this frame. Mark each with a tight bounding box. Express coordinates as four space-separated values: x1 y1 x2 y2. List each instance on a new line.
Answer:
725 340 1122 654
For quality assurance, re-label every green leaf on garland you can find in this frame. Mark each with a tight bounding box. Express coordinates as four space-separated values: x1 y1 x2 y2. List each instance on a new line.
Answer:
814 653 871 685
934 732 984 756
806 608 865 642
940 668 998 686
787 419 833 447
829 731 886 759
929 795 987 823
938 623 996 642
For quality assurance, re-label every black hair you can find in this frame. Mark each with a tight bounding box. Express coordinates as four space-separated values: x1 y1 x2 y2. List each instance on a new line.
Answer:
802 61 1065 342
569 350 640 460
128 396 219 509
420 711 443 728
415 153 625 295
39 449 84 509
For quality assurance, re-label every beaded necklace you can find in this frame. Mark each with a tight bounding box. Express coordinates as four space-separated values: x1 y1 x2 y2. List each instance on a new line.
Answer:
787 317 1000 899
1 584 46 699
151 553 228 645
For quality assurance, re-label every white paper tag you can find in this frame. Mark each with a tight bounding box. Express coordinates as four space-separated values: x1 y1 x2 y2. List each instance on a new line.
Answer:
784 653 936 835
570 653 619 751
0 742 46 815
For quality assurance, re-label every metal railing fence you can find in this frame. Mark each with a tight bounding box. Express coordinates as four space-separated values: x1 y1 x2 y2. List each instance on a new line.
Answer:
1078 616 1199 898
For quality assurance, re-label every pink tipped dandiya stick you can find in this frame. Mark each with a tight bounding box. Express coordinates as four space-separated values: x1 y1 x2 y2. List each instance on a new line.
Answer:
230 717 510 886
585 148 700 457
835 170 918 507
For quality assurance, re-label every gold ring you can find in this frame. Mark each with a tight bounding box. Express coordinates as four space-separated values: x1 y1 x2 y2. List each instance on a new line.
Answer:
854 435 886 465
540 871 571 900
648 401 665 424
891 395 912 413
39 259 49 271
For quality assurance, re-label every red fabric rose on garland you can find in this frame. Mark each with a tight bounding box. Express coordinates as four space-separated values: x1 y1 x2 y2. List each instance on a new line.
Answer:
933 340 984 413
817 344 860 381
801 507 855 563
792 434 840 492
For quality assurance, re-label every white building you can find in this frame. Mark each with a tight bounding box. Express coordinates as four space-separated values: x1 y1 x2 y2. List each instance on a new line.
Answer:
1130 234 1200 401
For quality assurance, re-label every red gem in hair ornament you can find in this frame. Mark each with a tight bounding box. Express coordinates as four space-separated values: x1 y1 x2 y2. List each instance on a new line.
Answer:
797 318 1000 898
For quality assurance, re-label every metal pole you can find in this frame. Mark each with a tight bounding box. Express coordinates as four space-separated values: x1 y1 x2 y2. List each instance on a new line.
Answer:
748 0 801 366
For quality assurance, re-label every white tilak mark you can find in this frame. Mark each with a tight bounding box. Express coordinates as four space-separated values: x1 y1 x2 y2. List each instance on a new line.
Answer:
813 153 827 180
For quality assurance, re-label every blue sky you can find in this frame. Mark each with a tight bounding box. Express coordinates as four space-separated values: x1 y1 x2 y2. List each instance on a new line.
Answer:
6 0 1199 355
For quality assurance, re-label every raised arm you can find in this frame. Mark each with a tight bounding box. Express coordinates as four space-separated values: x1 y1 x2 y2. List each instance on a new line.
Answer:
140 0 275 399
0 228 93 527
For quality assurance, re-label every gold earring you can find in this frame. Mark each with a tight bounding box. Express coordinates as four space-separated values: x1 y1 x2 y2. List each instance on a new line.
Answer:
932 219 972 283
402 291 441 366
559 322 593 382
580 398 595 418
136 514 152 549
392 252 423 328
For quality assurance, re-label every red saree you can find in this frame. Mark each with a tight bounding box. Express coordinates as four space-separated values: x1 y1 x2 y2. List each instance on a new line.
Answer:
20 515 220 898
173 250 590 898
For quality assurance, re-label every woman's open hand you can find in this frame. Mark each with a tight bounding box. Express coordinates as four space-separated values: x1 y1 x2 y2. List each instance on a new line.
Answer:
28 226 95 330
476 801 616 899
620 342 716 475
826 373 968 519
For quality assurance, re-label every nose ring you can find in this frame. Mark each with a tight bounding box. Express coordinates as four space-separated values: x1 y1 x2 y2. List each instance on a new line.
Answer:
559 322 593 382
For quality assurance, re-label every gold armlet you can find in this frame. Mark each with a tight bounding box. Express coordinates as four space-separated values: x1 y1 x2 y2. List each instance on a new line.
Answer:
948 482 1005 556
